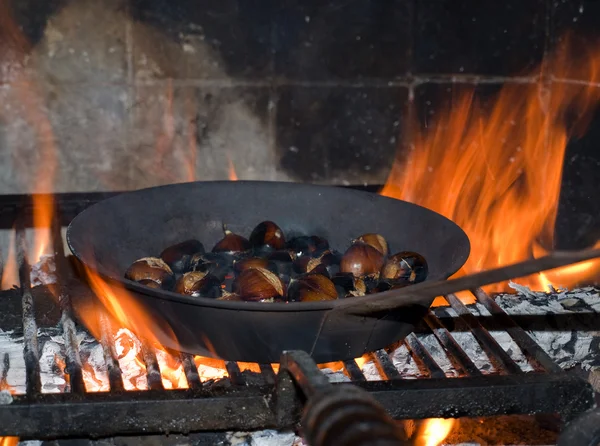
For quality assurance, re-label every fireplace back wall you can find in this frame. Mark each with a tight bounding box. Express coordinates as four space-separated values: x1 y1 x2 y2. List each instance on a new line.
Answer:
0 0 599 249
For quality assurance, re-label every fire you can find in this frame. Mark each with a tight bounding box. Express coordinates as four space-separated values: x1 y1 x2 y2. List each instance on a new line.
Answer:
382 35 600 293
227 153 239 181
414 418 456 446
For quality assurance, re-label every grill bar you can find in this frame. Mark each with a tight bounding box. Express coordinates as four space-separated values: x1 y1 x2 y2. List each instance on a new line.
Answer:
446 293 524 374
372 350 401 380
98 312 125 392
343 359 367 381
140 343 165 391
472 287 563 373
0 190 596 440
404 333 446 378
423 312 482 376
52 216 86 394
181 353 202 389
16 223 42 396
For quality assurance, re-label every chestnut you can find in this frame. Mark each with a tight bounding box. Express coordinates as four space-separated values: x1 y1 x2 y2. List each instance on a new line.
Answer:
293 250 341 277
380 251 428 284
339 243 384 278
331 273 367 298
174 271 221 298
287 274 338 302
217 291 243 301
353 233 389 256
234 257 269 274
233 267 285 301
249 221 286 250
160 239 204 273
286 236 329 258
212 230 251 253
191 252 235 282
138 279 162 289
125 257 174 290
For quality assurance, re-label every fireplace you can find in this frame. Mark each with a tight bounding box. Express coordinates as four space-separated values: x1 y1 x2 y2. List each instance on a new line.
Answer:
1 0 600 445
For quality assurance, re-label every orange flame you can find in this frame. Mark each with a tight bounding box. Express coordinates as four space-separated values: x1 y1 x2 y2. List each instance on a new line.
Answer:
0 438 18 446
79 265 191 389
414 419 456 446
382 35 600 292
227 154 239 181
1 229 18 290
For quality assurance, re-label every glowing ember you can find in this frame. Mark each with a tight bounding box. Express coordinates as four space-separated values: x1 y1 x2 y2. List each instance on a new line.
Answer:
382 35 600 295
415 418 456 446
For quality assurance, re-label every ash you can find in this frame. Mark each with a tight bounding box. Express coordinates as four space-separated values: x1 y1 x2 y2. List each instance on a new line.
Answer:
490 284 600 371
30 254 57 287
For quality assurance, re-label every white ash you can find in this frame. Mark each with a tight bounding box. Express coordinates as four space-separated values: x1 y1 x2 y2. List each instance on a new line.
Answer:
30 254 57 287
0 389 13 404
114 327 148 390
226 430 301 446
390 343 422 378
489 285 599 371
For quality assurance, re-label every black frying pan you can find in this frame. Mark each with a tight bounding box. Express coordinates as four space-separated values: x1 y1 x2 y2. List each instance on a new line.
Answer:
67 181 470 363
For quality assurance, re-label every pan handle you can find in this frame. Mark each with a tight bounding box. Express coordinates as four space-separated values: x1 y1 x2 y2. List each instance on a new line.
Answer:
333 248 600 315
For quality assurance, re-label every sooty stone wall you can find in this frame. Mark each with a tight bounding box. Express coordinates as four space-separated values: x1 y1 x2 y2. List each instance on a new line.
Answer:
0 0 599 247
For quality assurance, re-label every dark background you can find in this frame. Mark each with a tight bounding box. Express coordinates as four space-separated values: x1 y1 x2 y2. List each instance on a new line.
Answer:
8 0 600 249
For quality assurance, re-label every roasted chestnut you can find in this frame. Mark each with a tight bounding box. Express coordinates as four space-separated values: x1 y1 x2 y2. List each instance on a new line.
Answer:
339 243 384 278
125 257 174 290
191 252 236 282
174 271 221 298
331 273 367 298
287 274 338 302
160 239 204 273
380 251 428 284
249 221 286 250
217 291 243 301
233 267 286 301
212 230 251 253
138 279 162 289
293 250 341 277
286 235 329 258
234 257 269 273
353 233 389 256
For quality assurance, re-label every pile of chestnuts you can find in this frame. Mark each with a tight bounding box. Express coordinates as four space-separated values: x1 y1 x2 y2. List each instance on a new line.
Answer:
124 221 428 303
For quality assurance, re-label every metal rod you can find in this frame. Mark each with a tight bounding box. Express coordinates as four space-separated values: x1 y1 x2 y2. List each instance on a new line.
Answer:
424 312 482 376
181 353 202 390
472 288 563 373
372 349 401 380
98 312 124 392
225 362 246 386
51 215 85 394
343 359 367 381
335 248 600 315
16 223 41 395
258 363 276 386
140 343 164 391
404 333 445 379
446 293 523 375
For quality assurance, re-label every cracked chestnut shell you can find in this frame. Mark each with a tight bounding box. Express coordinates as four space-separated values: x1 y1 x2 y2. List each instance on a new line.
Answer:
380 251 428 284
353 233 389 256
125 257 174 289
339 243 384 278
160 239 204 273
212 230 251 253
174 271 222 298
287 274 338 302
233 267 286 301
249 220 286 250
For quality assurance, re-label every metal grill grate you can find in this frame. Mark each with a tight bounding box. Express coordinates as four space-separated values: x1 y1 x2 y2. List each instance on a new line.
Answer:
0 192 595 440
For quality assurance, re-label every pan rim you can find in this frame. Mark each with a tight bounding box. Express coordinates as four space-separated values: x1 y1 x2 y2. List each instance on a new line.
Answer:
67 180 471 312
